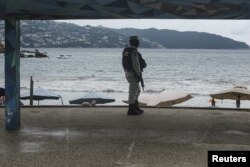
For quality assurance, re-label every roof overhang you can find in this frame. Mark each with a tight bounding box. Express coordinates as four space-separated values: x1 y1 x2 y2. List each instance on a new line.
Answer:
0 0 250 20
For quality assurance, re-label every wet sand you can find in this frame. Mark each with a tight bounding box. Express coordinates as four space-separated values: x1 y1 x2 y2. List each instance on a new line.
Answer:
1 107 250 167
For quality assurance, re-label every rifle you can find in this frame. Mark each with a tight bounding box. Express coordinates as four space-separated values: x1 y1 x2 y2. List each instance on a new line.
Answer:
140 75 145 91
135 74 145 91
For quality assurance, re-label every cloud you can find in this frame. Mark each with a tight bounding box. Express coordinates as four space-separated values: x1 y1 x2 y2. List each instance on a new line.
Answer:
231 22 250 35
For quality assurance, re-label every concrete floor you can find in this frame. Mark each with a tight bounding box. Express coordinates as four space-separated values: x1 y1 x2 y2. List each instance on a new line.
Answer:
1 107 250 167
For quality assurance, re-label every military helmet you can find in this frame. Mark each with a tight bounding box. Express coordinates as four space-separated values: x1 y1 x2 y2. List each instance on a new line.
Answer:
129 36 139 41
129 36 140 47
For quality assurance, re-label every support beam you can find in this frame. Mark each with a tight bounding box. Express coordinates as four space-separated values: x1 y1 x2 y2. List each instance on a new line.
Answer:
5 18 20 130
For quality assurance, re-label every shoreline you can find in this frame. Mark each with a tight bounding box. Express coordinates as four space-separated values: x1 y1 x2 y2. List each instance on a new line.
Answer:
12 90 250 108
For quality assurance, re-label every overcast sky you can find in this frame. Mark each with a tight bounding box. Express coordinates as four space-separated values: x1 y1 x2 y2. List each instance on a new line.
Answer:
57 19 250 46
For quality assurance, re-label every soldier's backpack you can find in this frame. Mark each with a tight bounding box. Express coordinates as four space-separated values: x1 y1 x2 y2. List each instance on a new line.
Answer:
122 46 147 72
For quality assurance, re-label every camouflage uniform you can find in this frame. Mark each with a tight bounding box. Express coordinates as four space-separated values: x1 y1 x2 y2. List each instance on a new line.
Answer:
123 36 144 115
125 46 141 104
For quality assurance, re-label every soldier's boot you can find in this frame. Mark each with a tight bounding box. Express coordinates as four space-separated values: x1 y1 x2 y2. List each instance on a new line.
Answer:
135 100 144 114
127 103 140 115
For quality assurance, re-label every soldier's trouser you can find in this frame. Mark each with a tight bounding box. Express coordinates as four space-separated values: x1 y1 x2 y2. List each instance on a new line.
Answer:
126 73 141 104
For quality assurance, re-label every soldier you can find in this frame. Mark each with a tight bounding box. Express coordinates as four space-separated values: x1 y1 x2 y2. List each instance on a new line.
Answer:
122 36 146 115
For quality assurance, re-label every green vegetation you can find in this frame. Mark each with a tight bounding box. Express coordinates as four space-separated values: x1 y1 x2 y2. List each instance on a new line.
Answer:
0 20 249 49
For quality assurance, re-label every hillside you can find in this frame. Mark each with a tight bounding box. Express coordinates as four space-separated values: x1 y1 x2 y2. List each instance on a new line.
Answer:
0 20 249 49
19 21 162 48
114 28 249 49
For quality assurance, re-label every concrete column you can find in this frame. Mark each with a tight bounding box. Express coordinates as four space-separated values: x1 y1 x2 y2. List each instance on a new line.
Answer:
5 18 20 130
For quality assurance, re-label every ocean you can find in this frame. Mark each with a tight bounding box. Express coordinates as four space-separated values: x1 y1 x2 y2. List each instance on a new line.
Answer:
1 48 250 108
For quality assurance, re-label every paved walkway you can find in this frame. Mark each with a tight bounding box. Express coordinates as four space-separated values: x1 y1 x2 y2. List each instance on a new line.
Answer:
1 107 250 167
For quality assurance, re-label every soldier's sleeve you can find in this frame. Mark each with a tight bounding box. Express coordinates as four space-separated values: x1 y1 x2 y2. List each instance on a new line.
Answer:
131 50 141 77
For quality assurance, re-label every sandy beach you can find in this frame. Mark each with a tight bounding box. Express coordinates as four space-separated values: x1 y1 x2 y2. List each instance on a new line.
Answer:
1 106 250 167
